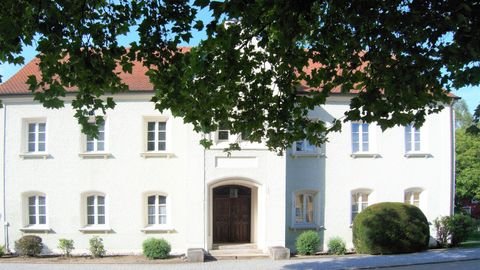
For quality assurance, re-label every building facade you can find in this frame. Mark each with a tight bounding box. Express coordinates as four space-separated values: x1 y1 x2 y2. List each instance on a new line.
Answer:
0 60 455 255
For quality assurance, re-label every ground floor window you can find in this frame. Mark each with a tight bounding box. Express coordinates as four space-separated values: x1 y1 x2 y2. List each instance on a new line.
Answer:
147 195 167 225
28 195 46 225
294 191 315 226
351 192 369 222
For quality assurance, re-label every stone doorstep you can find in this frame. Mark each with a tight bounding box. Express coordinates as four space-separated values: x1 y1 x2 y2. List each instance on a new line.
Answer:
212 243 258 250
208 246 268 260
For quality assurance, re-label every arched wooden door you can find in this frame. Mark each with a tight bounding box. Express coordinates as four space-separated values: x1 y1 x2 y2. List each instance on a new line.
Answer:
213 185 251 243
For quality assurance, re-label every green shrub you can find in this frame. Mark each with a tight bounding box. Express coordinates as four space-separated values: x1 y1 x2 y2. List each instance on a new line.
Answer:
328 237 347 255
352 202 429 254
295 231 320 255
15 235 43 256
0 245 5 257
89 236 105 258
142 238 171 259
434 214 476 247
58 239 74 257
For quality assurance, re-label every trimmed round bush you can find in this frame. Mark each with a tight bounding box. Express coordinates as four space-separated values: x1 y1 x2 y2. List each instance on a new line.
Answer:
142 238 171 259
328 237 347 255
352 202 429 254
295 230 320 255
15 235 43 256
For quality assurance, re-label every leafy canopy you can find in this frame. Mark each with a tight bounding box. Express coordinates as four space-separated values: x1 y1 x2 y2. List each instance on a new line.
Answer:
0 0 479 152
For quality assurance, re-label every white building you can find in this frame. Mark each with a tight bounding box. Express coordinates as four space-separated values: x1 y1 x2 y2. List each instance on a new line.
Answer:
0 58 455 255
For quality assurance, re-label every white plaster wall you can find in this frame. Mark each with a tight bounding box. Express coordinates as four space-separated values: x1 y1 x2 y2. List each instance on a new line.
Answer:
0 107 5 248
286 96 454 251
2 95 206 254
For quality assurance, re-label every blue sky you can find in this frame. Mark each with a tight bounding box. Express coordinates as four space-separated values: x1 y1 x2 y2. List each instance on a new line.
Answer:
0 28 479 114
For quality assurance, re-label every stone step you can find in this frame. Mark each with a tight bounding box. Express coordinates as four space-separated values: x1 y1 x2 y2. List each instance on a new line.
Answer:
213 243 257 250
208 248 268 260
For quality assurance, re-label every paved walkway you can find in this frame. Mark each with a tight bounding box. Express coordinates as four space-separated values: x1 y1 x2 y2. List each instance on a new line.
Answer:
1 248 480 270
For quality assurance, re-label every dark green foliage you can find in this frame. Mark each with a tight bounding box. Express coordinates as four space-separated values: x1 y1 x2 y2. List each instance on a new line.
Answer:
15 235 43 256
142 238 171 259
0 245 5 256
328 237 347 255
434 214 476 247
295 230 320 255
352 202 429 254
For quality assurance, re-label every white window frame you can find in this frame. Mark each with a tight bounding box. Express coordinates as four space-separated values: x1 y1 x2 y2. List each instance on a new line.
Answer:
142 192 173 232
28 195 47 225
405 124 421 152
79 193 111 233
86 194 106 225
292 139 324 157
86 121 106 153
141 116 174 158
351 191 370 223
20 192 50 232
404 188 424 209
351 122 369 153
292 191 317 228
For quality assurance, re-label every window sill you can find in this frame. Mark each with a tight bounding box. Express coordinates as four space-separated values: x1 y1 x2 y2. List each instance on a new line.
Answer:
79 152 113 159
20 226 52 233
350 152 381 158
19 153 51 159
289 225 325 231
290 152 325 158
140 152 176 159
141 226 176 233
404 152 432 158
79 226 113 233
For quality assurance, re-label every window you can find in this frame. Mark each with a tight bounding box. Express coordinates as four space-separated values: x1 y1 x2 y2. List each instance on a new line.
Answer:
147 121 166 151
351 192 369 222
28 195 46 225
27 122 46 152
87 195 105 225
147 195 167 225
217 123 230 141
404 190 421 207
405 124 421 152
351 123 369 153
294 139 318 153
86 122 105 152
294 192 315 226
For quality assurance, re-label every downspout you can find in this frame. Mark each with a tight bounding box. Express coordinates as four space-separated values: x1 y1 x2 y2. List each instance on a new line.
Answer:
2 104 8 251
450 102 456 216
203 134 207 251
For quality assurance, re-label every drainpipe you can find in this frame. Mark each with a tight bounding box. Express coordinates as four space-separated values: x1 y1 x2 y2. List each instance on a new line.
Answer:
2 104 8 251
203 134 207 251
450 102 456 216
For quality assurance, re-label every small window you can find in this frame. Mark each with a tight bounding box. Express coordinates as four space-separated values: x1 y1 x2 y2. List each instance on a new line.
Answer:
217 123 230 141
352 123 369 153
404 190 422 207
87 195 106 225
28 195 46 225
294 192 315 225
405 124 421 152
86 122 105 152
147 195 167 225
294 139 318 153
27 122 46 153
147 121 167 151
351 192 369 222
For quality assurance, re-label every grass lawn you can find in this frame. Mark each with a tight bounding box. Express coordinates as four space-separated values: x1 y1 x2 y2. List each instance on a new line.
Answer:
459 229 480 248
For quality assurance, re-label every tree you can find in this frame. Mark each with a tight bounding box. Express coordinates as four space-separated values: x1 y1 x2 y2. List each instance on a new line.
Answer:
0 0 479 152
456 129 480 201
454 100 474 129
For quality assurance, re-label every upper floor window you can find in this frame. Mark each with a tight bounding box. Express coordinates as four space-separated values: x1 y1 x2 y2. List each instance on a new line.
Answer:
86 122 105 152
147 195 167 225
87 195 105 225
217 123 230 141
351 123 369 153
27 122 46 153
28 195 46 225
294 191 316 226
405 124 421 152
351 191 369 222
294 139 318 153
147 121 166 151
404 190 422 207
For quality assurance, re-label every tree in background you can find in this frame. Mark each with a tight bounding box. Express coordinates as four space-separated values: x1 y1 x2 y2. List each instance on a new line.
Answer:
0 0 478 152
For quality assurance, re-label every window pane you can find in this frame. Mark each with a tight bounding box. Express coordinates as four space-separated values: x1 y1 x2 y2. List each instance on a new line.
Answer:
28 143 36 152
97 196 105 205
87 196 94 205
97 142 105 151
97 205 105 215
159 215 167 224
28 196 36 205
28 133 35 142
147 142 155 151
414 141 421 151
158 122 166 131
87 206 94 215
86 142 94 152
352 123 359 133
352 142 359 153
147 122 155 131
98 132 105 141
39 196 45 204
159 205 166 215
296 141 304 151
218 131 229 140
28 123 36 132
306 195 314 223
39 216 46 224
38 133 46 142
38 143 46 152
147 131 155 141
29 206 36 215
362 142 369 152
29 216 36 225
295 194 304 223
87 216 95 225
148 216 155 225
147 196 155 205
38 123 46 132
158 196 166 204
97 216 105 224
148 205 155 215
39 205 46 215
158 132 166 141
158 142 166 151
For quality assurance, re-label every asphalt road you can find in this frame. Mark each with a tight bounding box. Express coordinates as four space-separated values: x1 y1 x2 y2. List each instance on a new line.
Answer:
380 259 480 270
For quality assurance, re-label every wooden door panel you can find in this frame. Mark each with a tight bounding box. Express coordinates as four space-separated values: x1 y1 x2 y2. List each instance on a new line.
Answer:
213 197 230 242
